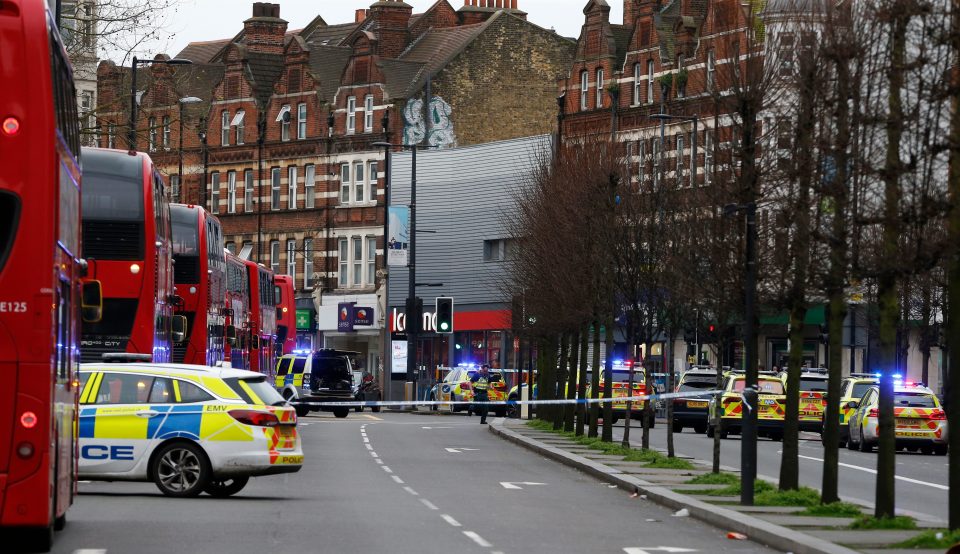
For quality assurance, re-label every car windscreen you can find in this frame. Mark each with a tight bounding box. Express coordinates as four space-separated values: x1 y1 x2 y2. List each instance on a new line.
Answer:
314 356 352 388
679 378 716 391
799 378 828 392
851 382 875 399
732 379 785 394
894 393 936 408
225 376 285 406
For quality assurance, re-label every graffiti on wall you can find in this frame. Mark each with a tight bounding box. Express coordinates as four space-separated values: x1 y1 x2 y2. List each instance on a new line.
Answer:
402 95 457 148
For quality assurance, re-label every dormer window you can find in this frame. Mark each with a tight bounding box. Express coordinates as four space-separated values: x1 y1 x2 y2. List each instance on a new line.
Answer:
580 71 588 111
221 110 230 146
347 96 357 134
232 109 245 144
277 104 291 141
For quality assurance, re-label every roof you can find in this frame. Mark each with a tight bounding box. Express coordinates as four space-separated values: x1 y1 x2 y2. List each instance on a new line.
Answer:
654 0 681 61
245 51 286 105
176 38 232 64
610 24 632 68
305 21 361 48
175 63 225 101
307 44 353 102
387 19 490 97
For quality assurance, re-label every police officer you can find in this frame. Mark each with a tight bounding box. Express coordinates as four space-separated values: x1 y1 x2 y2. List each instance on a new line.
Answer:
471 364 491 424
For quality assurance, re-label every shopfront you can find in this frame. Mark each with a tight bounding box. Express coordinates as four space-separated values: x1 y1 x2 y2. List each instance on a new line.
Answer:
317 293 383 375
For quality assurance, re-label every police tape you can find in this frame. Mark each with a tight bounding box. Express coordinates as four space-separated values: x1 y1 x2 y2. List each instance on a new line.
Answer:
289 388 723 409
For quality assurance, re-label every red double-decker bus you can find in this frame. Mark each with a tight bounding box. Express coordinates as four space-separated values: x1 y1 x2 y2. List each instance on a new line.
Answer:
274 274 296 356
170 204 225 365
245 260 277 375
80 148 181 362
224 249 250 370
0 1 96 548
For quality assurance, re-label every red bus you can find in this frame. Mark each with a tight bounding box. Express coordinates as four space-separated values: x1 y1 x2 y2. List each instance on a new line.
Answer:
0 1 97 548
274 274 296 356
224 249 250 370
80 148 182 362
170 204 225 365
245 260 277 375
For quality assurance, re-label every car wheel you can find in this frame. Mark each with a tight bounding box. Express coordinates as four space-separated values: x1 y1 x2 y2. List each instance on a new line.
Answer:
920 445 933 455
847 429 858 450
371 398 381 413
673 422 683 433
153 442 210 497
933 445 948 456
204 476 250 498
334 407 349 419
694 424 707 434
706 423 715 438
769 431 783 442
858 427 872 453
294 405 310 418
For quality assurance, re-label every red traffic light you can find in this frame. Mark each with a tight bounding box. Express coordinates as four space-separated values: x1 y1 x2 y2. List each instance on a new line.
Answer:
708 324 715 332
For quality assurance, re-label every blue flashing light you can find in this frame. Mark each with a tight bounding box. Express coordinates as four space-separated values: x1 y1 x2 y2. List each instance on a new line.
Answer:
892 374 902 380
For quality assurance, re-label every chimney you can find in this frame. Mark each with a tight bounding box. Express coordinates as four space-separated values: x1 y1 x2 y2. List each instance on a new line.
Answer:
368 0 412 59
243 2 287 55
356 9 367 23
460 0 523 24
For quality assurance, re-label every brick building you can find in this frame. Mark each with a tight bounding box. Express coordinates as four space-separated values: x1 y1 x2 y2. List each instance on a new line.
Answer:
95 0 574 372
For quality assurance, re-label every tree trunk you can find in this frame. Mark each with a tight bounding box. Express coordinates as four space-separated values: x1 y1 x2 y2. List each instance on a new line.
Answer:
554 333 569 429
780 305 806 491
823 292 847 503
564 331 579 432
576 324 589 436
602 316 615 442
666 324 675 458
589 320 601 438
712 339 723 473
642 341 651 450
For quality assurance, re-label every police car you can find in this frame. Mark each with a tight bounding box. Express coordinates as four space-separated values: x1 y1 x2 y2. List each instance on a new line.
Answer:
707 372 786 440
274 349 356 418
824 373 878 447
778 367 829 433
78 362 304 497
846 380 948 455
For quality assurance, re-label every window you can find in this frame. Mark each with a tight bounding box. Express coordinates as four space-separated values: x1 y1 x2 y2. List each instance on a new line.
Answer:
676 134 685 185
633 63 642 105
210 172 220 213
653 138 661 188
596 68 604 108
483 239 511 261
170 175 181 203
347 96 356 134
354 162 365 203
303 239 314 289
280 104 291 141
637 140 646 184
779 33 796 77
244 170 254 212
95 373 154 404
270 240 280 274
368 161 377 202
647 60 655 103
148 116 156 151
580 71 589 110
225 241 236 254
221 110 230 145
340 163 350 204
304 165 315 209
227 171 237 214
297 103 307 139
676 55 685 98
175 380 214 403
286 239 296 278
233 109 245 144
707 49 716 90
705 132 714 186
338 238 348 287
352 237 362 286
107 122 115 149
288 166 298 210
364 95 374 132
366 237 376 285
271 168 281 210
162 116 171 149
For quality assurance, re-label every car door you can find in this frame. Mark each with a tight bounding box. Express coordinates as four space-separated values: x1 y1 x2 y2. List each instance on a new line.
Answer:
79 372 164 476
850 389 874 438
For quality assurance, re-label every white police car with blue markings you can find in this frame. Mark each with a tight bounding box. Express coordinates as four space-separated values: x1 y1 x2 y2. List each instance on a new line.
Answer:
78 362 303 497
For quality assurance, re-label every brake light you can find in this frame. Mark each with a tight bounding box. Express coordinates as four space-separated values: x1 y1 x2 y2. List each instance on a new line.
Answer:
20 411 38 429
228 409 280 427
460 382 471 390
867 408 878 418
930 410 946 421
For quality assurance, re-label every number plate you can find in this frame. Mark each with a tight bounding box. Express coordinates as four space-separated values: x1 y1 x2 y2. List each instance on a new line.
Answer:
687 401 708 408
895 418 920 428
762 399 777 406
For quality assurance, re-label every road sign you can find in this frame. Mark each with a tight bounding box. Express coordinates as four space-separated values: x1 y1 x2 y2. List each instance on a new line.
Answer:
499 481 546 490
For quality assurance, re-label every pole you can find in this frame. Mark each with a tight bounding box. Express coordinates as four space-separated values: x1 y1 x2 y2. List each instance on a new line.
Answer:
200 122 209 211
691 117 698 188
382 117 391 395
257 112 265 263
178 103 184 203
406 145 417 394
129 57 138 149
741 201 758 505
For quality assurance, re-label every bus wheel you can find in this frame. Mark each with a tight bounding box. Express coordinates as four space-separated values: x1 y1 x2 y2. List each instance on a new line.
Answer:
153 442 210 497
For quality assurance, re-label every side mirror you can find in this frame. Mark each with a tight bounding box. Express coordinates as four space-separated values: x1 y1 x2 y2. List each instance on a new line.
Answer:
81 280 103 323
226 325 238 346
845 400 859 409
172 314 188 344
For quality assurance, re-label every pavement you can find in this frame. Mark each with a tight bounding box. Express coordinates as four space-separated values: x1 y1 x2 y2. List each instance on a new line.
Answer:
44 411 779 554
488 416 952 554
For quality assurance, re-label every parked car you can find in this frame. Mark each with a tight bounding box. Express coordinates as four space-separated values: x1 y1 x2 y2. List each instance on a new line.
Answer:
673 367 718 434
275 349 356 418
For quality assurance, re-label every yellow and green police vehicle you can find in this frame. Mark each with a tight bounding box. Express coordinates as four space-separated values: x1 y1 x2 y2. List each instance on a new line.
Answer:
78 361 303 498
846 380 948 455
707 372 786 440
823 373 878 447
777 367 829 433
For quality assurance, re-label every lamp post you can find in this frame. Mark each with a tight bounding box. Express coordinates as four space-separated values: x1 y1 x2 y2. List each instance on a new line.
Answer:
257 111 266 263
128 56 192 150
177 97 203 204
197 118 208 210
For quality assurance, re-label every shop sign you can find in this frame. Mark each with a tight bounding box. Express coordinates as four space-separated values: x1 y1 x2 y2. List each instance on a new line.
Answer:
353 306 374 326
388 206 410 267
392 308 437 333
296 309 313 331
338 302 355 332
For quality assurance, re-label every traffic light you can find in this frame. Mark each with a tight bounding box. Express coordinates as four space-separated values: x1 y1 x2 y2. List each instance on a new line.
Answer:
405 297 423 333
704 324 718 343
436 297 454 334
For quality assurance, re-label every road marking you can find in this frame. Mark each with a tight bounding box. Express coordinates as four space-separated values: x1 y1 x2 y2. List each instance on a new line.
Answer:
391 475 405 484
382 465 393 473
403 486 419 496
623 548 698 554
422 426 453 429
365 443 373 450
441 514 462 527
370 451 379 458
375 459 384 465
420 498 439 510
463 531 492 548
363 437 369 443
797 454 948 490
500 481 546 490
445 447 479 454
364 414 382 420
73 550 107 554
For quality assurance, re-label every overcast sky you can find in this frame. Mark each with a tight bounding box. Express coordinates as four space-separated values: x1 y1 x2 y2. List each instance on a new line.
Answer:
139 0 620 62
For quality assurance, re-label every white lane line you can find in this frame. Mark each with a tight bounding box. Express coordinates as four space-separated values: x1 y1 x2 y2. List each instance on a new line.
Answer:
391 475 405 484
403 486 419 496
73 550 107 554
375 458 384 465
365 443 374 450
420 498 439 510
382 466 393 473
363 437 369 443
441 514 462 527
463 531 492 548
797 454 948 490
370 451 379 458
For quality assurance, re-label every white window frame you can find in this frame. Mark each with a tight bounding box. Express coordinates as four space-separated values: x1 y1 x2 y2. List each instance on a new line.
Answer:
227 171 237 214
580 71 588 111
148 117 156 151
280 104 291 141
233 109 245 144
297 103 307 139
304 165 315 209
340 163 351 204
171 174 181 203
270 240 280 274
368 161 377 202
303 239 314 289
647 59 655 104
354 162 365 203
288 165 298 210
352 237 362 287
364 95 374 132
271 167 281 210
210 172 220 213
162 116 171 149
596 68 604 108
244 170 254 212
338 238 348 287
346 96 356 135
286 239 296 278
221 110 230 146
705 132 714 186
707 49 716 90
676 134 685 185
633 63 641 105
366 237 376 286
107 123 115 149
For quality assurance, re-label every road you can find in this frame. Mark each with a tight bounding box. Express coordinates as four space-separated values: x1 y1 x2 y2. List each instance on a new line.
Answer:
48 411 779 554
609 420 949 522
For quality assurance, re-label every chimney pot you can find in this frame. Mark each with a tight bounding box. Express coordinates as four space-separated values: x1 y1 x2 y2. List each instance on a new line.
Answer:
356 8 367 22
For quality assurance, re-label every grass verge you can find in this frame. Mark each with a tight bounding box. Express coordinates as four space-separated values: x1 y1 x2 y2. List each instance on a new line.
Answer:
849 515 917 530
799 502 864 517
685 479 776 497
685 472 739 486
893 529 960 549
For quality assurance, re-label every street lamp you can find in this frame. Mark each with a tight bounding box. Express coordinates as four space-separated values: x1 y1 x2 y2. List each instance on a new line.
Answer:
724 200 759 505
197 117 208 210
177 96 203 204
128 56 192 150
